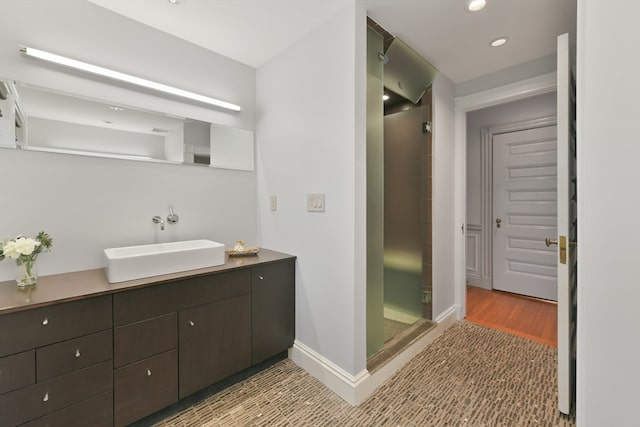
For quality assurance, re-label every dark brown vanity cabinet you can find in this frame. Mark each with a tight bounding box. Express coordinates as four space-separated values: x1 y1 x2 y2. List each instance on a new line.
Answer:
0 251 295 427
179 294 251 398
0 296 113 427
251 260 296 364
113 313 178 427
113 269 253 425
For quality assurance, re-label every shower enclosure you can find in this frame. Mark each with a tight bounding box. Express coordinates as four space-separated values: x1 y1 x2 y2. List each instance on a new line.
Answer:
366 21 435 360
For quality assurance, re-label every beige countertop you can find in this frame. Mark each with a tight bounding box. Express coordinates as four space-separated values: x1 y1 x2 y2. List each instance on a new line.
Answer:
0 248 295 315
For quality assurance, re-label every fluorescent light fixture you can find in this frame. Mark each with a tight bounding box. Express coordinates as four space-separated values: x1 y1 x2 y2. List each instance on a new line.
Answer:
20 46 241 112
466 0 486 12
490 37 508 47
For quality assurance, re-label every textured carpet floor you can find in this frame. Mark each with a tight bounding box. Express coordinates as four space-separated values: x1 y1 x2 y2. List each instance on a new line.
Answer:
152 321 575 426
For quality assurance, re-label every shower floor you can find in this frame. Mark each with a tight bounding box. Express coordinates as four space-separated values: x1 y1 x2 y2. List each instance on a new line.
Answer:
383 318 413 343
368 318 436 373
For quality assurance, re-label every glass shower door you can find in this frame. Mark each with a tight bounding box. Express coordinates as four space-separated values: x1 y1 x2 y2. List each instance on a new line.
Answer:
383 105 430 331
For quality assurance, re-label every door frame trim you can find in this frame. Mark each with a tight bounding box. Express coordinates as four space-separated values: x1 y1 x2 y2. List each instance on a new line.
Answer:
453 72 557 319
485 116 557 291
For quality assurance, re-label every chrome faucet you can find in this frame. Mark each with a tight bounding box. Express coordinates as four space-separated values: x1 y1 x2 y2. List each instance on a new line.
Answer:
152 216 165 231
167 205 179 225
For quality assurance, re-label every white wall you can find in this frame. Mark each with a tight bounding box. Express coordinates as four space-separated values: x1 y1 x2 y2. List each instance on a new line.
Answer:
455 55 556 98
256 1 367 377
0 0 254 129
0 148 256 279
576 1 640 424
0 0 257 281
432 73 457 320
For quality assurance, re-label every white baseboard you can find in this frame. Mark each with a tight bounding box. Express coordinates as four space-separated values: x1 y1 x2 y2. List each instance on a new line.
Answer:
289 341 370 406
466 277 492 290
435 304 460 325
289 305 459 406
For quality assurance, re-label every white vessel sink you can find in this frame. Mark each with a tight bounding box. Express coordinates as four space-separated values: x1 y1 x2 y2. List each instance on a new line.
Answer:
104 239 226 283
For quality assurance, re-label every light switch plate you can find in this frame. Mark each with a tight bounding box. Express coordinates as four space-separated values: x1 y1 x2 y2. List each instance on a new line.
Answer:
307 193 325 212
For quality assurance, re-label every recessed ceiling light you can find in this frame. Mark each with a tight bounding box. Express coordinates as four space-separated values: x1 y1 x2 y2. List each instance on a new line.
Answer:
383 94 390 101
109 106 124 111
466 0 486 12
168 0 183 4
490 37 508 47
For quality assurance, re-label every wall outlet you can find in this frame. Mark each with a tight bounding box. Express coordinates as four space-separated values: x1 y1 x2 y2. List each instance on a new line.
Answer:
307 193 325 212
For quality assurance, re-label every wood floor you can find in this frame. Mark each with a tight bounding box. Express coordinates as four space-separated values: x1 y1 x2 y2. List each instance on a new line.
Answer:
466 286 557 347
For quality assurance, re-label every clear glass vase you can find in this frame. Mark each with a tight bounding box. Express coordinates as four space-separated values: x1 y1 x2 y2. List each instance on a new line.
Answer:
16 258 38 287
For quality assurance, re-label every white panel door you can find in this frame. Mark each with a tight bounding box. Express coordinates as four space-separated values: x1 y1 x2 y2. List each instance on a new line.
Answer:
556 32 578 416
492 125 558 301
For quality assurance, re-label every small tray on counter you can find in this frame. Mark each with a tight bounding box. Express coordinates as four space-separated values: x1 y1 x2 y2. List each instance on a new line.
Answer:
226 247 260 257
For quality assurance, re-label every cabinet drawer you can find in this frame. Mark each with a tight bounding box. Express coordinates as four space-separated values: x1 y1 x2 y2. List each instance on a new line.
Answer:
114 270 250 326
114 312 177 368
0 296 112 357
0 350 34 394
20 391 113 427
0 360 112 426
114 349 178 427
36 329 112 381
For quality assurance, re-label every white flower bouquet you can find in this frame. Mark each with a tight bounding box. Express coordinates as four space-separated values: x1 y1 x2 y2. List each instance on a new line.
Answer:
0 231 53 286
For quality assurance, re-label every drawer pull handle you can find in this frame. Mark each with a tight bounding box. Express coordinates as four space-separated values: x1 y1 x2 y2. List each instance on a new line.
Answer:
189 320 195 327
43 392 49 402
75 349 81 358
147 369 152 376
42 318 49 326
258 276 264 280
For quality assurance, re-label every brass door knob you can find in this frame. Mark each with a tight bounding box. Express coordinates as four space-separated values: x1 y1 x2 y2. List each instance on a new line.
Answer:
545 237 558 247
496 218 502 228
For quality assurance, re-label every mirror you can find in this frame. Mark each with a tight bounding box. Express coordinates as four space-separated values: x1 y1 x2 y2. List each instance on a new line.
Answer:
0 79 254 170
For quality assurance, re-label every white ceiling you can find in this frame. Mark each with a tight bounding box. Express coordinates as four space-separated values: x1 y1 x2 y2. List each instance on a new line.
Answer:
87 0 576 84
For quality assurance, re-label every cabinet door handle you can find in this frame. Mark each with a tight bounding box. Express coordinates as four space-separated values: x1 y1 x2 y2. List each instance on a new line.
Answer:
189 320 195 327
258 276 264 280
42 318 49 326
75 349 81 358
43 392 49 402
147 369 152 376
